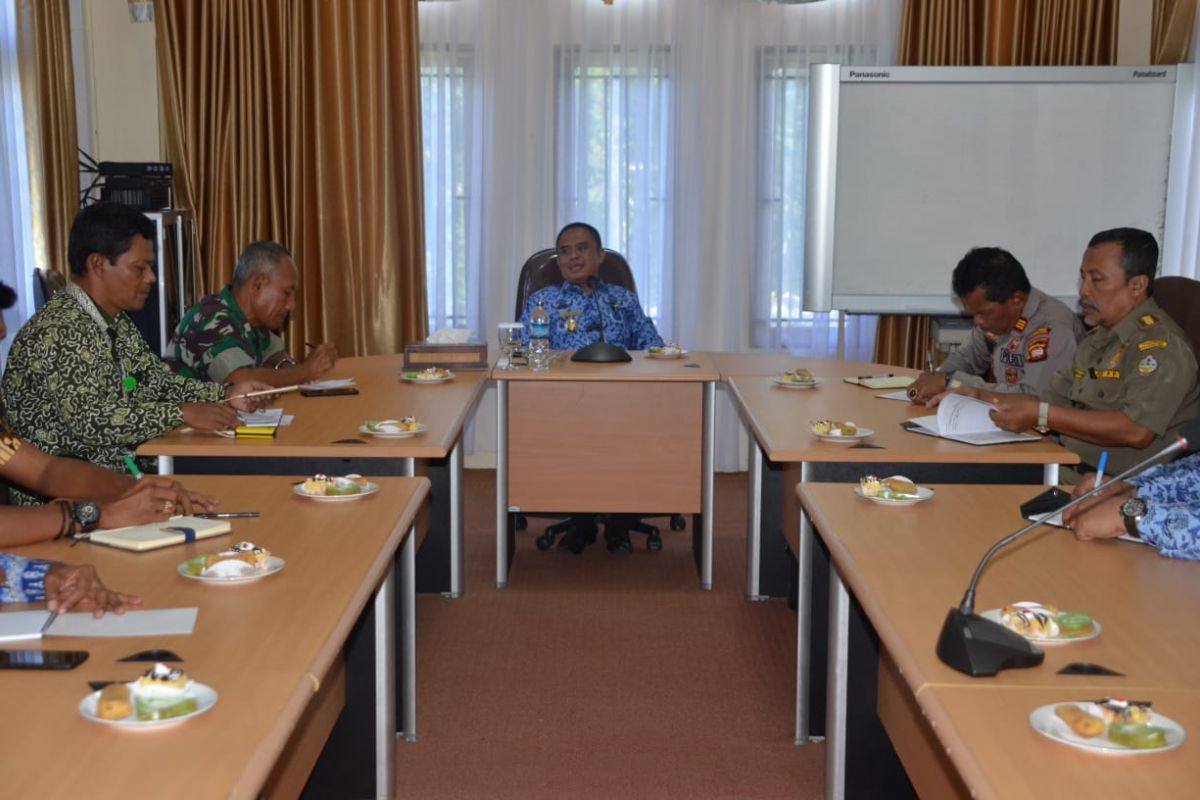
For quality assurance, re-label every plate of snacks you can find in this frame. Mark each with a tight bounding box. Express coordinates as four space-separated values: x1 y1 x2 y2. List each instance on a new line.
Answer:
79 663 218 728
773 369 820 389
178 542 284 583
810 419 873 442
855 475 933 505
294 473 379 501
982 602 1101 644
1030 699 1184 754
647 344 687 359
359 417 427 438
401 367 455 384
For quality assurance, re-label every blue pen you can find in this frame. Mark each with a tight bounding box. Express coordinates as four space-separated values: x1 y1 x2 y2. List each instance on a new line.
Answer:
1095 451 1109 488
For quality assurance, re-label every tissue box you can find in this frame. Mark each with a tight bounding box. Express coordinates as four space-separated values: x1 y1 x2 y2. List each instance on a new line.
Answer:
403 341 489 371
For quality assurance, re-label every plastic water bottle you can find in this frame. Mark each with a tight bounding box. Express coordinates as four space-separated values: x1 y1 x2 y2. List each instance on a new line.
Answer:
528 304 551 371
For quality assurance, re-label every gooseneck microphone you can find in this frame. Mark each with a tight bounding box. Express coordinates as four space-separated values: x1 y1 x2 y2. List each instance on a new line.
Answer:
936 420 1199 677
570 276 632 363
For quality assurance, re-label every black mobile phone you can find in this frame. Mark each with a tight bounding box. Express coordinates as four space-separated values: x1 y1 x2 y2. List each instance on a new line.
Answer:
1020 487 1071 518
299 387 360 397
0 649 89 670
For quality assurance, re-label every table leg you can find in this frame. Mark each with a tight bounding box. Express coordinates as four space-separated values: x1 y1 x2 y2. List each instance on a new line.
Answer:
825 561 850 800
745 435 765 601
374 559 397 798
496 381 509 589
157 455 174 475
448 436 464 598
700 381 715 590
795 461 816 744
1043 463 1059 485
398 525 416 743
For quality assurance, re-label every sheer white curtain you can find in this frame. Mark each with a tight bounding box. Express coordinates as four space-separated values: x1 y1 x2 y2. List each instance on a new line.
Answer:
418 0 901 468
1163 12 1200 280
0 0 35 366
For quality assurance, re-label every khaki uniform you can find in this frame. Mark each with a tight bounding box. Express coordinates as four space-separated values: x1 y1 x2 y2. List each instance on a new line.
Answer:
941 288 1084 394
1042 297 1200 474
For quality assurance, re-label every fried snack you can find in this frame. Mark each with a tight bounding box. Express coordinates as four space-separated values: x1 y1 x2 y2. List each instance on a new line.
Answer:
1107 723 1168 749
881 476 918 496
97 683 132 720
1054 704 1105 738
187 542 271 577
812 419 858 436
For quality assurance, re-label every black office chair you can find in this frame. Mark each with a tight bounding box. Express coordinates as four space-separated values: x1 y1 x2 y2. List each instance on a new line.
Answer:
511 247 686 552
1154 276 1200 357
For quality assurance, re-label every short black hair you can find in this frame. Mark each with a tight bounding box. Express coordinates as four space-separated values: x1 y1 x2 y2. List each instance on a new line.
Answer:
1087 227 1159 296
555 222 603 252
67 202 157 277
0 281 15 310
951 247 1031 303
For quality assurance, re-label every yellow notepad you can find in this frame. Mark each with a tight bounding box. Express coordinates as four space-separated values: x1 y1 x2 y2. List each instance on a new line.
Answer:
86 517 232 552
234 425 278 438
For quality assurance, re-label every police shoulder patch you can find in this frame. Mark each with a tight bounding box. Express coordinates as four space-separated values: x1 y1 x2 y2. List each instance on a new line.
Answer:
1137 354 1159 376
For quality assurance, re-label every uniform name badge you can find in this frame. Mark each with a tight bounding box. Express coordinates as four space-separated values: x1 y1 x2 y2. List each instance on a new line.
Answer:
561 310 581 333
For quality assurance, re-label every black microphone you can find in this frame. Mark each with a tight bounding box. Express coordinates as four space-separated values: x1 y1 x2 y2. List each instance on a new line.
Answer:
570 276 632 363
936 419 1199 677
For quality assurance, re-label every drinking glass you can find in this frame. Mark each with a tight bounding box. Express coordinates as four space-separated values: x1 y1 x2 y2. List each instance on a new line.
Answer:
498 323 524 370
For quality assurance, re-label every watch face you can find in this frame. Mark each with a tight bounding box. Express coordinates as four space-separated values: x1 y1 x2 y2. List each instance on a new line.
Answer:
74 501 101 526
1121 497 1147 519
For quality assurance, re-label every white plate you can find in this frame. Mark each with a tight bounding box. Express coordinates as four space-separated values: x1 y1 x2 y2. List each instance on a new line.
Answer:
401 370 455 384
981 609 1102 644
811 427 874 442
853 485 934 506
292 481 380 502
646 348 688 359
177 555 286 584
772 376 821 389
79 682 219 728
358 422 427 438
1029 703 1185 755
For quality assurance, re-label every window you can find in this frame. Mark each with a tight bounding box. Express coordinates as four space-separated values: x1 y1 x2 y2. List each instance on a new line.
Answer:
554 45 671 328
753 46 876 356
420 44 475 333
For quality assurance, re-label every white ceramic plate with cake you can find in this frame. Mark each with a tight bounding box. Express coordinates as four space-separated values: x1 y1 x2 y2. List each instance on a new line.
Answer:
810 420 873 442
854 475 933 506
401 368 455 384
79 665 219 728
1029 702 1184 754
981 602 1101 644
646 345 687 359
293 475 379 502
359 418 427 438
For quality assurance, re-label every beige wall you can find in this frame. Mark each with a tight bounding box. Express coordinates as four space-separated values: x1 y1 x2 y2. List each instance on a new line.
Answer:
74 0 160 162
1118 0 1153 64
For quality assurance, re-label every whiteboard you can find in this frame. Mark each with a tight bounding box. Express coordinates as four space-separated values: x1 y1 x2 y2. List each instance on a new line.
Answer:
803 66 1184 314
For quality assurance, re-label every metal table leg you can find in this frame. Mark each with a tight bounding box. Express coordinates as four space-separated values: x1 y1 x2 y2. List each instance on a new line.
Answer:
495 381 509 588
825 561 850 799
700 381 715 590
373 563 397 797
795 461 817 744
745 435 765 601
448 436 464 597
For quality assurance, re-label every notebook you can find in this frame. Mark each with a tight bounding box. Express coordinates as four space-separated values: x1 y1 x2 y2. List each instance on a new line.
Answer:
86 517 232 552
903 394 1041 446
843 375 915 390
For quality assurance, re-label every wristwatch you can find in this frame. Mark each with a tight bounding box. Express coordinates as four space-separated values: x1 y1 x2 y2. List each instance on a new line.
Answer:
1120 496 1147 539
70 500 102 534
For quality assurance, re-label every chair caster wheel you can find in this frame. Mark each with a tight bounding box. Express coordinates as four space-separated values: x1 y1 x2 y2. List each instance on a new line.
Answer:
669 515 686 531
535 533 554 550
647 533 663 551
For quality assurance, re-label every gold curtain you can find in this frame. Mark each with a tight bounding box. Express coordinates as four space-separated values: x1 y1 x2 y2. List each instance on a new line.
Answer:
154 0 427 357
18 0 77 282
875 0 1116 368
1152 0 1198 63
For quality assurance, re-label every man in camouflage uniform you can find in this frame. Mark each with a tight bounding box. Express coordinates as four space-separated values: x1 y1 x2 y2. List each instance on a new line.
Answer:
166 242 337 387
911 247 1084 403
973 228 1199 475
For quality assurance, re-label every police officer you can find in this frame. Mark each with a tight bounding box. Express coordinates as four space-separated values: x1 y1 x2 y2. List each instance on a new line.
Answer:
910 247 1084 403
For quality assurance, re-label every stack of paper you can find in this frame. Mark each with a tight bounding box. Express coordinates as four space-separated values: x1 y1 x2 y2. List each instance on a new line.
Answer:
906 394 1041 446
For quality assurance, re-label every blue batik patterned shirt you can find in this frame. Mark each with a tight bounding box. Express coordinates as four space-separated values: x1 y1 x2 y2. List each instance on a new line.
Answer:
1128 452 1200 560
519 281 664 351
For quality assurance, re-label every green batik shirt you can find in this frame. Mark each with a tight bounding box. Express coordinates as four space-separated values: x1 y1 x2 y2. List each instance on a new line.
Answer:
0 283 224 505
165 285 285 383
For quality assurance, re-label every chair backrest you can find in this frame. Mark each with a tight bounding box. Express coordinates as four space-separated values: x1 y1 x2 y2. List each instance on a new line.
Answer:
513 247 637 320
32 268 67 311
1154 276 1200 358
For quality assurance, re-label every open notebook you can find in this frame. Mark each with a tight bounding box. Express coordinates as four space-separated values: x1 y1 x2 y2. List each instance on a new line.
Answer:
84 517 232 552
904 394 1040 446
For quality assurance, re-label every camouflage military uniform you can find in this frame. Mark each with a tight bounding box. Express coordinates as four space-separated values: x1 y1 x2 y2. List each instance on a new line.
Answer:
165 286 285 383
1041 297 1200 474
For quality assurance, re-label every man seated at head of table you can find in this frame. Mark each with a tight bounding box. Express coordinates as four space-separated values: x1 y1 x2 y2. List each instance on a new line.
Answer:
519 222 664 352
941 227 1200 476
2 551 140 616
0 202 271 505
909 247 1084 403
165 241 338 386
1063 450 1200 560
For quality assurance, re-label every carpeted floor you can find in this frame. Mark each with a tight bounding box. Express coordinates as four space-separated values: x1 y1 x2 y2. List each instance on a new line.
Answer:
395 469 823 800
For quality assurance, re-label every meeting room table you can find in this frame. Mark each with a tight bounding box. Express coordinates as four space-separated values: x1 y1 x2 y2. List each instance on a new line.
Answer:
492 351 719 588
797 481 1200 800
138 353 486 598
0 474 429 800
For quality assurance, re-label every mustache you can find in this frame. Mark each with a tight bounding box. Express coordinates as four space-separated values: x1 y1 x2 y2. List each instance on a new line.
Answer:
1078 299 1099 311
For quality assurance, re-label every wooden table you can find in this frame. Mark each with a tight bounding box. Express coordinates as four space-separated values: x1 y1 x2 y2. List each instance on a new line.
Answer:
797 482 1200 799
0 474 429 799
493 352 719 588
138 354 486 597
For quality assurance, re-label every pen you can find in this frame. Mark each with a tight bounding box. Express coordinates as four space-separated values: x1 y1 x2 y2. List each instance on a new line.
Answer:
925 348 935 373
223 384 300 403
194 512 261 519
122 455 143 479
1095 451 1109 488
41 611 57 635
857 373 894 380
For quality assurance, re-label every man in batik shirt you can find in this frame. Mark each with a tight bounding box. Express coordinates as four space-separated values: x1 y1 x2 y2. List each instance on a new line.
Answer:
519 222 664 352
166 241 337 386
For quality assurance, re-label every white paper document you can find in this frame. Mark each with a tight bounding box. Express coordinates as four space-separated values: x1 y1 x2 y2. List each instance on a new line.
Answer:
0 611 54 642
238 408 293 427
300 378 356 390
876 390 912 402
906 394 1041 446
45 607 198 638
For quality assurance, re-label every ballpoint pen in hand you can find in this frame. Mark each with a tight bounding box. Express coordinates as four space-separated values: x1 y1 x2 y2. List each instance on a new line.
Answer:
122 455 143 479
1095 451 1109 488
222 385 300 403
195 512 260 519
